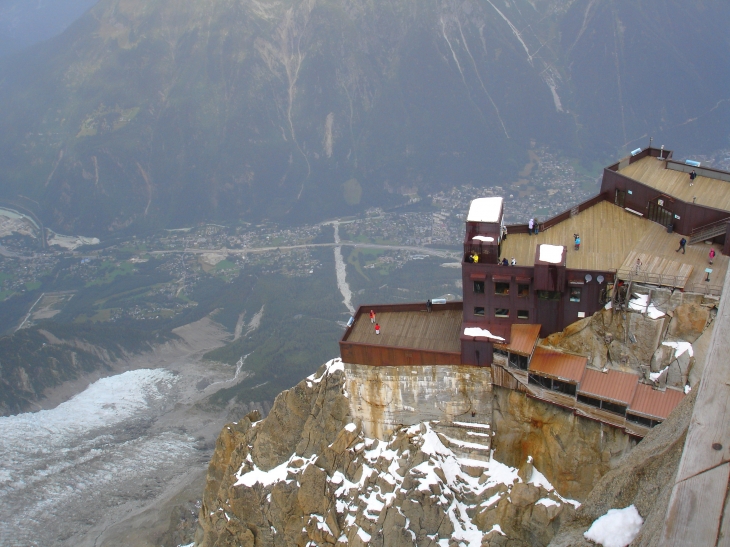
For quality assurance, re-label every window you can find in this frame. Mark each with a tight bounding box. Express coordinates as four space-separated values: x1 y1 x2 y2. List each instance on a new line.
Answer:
474 307 485 317
551 379 577 396
473 281 484 294
495 282 510 295
627 414 660 428
538 290 561 300
495 308 509 318
578 394 601 408
569 287 582 302
517 284 529 297
601 401 627 416
517 310 529 320
509 353 528 370
529 374 551 389
494 348 508 357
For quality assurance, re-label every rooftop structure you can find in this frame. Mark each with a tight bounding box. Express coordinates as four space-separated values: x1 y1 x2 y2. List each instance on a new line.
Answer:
467 197 504 223
339 146 730 438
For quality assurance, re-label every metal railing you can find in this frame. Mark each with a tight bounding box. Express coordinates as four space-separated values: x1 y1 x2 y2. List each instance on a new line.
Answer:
616 269 723 296
688 217 730 244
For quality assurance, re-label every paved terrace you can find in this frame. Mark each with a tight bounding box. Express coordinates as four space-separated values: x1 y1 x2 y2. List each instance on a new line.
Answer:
620 156 730 212
501 200 727 292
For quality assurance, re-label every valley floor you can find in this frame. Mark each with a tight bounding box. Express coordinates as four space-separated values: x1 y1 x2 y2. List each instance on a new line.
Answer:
0 317 241 547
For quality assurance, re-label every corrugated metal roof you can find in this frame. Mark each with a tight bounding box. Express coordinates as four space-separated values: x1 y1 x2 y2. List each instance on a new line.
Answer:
578 368 639 405
528 346 586 383
629 384 686 420
496 324 541 356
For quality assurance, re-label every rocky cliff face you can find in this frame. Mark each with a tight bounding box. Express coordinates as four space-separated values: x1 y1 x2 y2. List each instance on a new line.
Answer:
547 389 696 547
491 387 635 501
543 289 717 390
195 360 578 547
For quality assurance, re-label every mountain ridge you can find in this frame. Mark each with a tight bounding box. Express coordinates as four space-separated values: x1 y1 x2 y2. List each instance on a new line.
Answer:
0 0 728 235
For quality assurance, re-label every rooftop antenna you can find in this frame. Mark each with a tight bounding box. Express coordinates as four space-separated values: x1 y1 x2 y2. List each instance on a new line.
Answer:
658 145 665 160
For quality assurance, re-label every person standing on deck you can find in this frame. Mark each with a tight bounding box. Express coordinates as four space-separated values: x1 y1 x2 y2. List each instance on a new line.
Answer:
635 258 642 275
375 323 380 335
370 309 376 323
574 234 581 251
689 170 697 186
528 218 534 235
676 237 687 254
709 248 716 264
427 299 432 312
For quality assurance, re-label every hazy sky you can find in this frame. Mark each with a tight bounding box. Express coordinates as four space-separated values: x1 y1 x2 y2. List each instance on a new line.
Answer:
0 0 97 55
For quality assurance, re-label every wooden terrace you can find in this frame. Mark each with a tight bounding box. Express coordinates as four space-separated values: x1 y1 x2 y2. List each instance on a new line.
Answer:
501 201 651 271
619 156 730 213
340 303 463 367
616 222 727 293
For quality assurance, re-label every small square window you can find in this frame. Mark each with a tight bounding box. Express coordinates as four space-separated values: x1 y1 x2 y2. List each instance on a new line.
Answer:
517 310 529 320
495 308 509 318
473 281 484 294
517 284 529 297
569 287 582 302
474 307 485 317
495 282 510 295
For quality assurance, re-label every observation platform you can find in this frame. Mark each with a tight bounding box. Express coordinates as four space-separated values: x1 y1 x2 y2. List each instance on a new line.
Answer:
619 156 730 213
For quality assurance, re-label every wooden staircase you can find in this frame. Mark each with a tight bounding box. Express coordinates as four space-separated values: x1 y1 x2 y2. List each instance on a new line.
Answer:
689 218 730 245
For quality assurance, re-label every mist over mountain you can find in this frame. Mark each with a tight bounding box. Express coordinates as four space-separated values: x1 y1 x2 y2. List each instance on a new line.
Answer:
0 0 98 56
0 0 727 235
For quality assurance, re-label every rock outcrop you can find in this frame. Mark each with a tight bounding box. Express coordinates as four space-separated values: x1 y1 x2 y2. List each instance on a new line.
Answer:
491 387 635 501
543 290 717 390
547 389 696 547
195 360 578 547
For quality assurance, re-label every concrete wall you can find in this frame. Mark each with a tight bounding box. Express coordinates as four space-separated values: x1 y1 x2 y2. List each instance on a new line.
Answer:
343 362 494 439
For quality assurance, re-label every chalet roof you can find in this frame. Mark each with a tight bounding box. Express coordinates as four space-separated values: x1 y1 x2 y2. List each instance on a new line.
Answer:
578 368 639 406
528 347 586 383
628 383 686 421
467 197 503 223
346 308 462 353
495 324 541 356
619 156 730 213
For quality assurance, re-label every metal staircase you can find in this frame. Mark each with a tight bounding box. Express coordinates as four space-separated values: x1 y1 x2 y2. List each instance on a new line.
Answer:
689 218 730 245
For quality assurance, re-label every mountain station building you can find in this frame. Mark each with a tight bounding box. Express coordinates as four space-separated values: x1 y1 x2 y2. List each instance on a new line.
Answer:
340 147 730 437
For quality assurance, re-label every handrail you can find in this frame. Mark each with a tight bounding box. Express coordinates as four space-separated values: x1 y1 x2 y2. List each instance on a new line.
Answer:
616 269 723 296
690 216 730 236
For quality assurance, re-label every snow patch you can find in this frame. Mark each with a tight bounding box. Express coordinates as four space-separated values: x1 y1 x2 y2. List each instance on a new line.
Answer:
584 505 643 547
628 294 665 319
463 327 505 341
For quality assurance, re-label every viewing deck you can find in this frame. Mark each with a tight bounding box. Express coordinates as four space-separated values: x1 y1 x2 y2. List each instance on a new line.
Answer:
501 201 650 271
619 156 730 213
617 221 727 293
340 303 463 367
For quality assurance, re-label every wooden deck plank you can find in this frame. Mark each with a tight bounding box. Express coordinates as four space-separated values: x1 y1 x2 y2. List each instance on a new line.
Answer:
348 309 463 353
616 221 727 291
660 266 730 545
620 157 730 213
662 463 730 547
502 201 651 271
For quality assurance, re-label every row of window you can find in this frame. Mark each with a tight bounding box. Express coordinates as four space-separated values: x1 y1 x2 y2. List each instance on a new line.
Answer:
474 281 582 303
474 307 529 319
